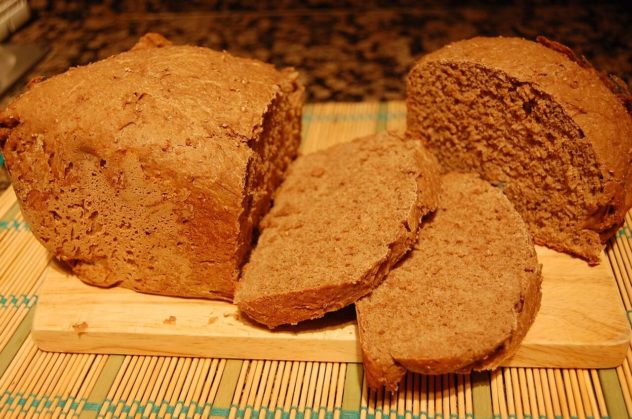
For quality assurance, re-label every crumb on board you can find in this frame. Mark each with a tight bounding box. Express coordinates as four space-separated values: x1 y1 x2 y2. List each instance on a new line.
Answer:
72 321 88 336
222 311 241 320
208 316 218 325
163 315 177 325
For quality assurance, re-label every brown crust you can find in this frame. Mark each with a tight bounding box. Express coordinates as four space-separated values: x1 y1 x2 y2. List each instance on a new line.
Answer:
239 253 400 328
131 33 173 51
2 36 303 300
356 173 543 391
411 36 632 262
536 36 632 116
235 132 441 328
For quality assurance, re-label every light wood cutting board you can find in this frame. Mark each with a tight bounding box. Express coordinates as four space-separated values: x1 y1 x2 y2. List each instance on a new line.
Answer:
31 102 631 368
32 245 630 368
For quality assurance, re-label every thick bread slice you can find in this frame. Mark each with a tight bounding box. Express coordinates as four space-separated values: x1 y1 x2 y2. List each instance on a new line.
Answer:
356 173 542 391
0 37 303 300
235 131 441 328
407 36 632 264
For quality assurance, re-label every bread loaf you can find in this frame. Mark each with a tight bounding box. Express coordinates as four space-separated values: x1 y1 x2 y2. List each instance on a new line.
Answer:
235 132 441 327
407 36 632 264
356 173 542 391
0 37 303 300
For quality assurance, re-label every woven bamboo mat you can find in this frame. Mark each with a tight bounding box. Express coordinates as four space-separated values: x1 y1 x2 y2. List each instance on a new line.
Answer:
1 101 632 418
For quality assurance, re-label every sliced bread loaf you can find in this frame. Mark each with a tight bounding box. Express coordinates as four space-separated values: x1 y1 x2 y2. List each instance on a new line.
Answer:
235 131 441 328
407 36 632 264
356 172 542 391
0 36 303 300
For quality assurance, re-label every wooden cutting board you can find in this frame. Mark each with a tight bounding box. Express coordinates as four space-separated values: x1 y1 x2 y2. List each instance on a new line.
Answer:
30 102 631 368
33 245 629 368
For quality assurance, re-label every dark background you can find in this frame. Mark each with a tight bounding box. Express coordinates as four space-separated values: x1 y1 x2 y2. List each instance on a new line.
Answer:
7 0 632 102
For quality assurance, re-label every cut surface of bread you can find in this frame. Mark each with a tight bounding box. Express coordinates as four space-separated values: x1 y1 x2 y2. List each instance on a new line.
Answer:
356 172 542 391
407 36 632 264
235 131 441 328
0 36 303 300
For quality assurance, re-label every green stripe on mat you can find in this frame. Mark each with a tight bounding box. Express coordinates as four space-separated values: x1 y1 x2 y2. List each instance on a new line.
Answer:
210 359 243 418
471 371 493 419
0 306 35 379
616 225 631 240
375 103 389 133
341 363 363 416
78 355 125 419
0 294 38 309
0 203 28 232
1 202 20 221
598 369 628 419
301 111 406 123
3 395 388 419
299 104 314 155
301 104 314 142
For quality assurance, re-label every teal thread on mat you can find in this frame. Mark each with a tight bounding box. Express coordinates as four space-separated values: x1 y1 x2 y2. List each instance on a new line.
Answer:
0 392 479 418
341 410 361 419
2 392 84 414
302 111 406 123
275 405 288 419
0 218 29 232
0 294 38 309
616 225 632 240
0 152 4 166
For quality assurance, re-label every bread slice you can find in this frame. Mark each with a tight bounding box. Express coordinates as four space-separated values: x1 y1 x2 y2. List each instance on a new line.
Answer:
235 131 441 328
0 36 303 300
407 36 632 264
356 173 542 391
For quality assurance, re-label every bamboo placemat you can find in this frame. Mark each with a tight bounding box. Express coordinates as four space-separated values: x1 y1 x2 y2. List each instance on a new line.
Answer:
1 101 631 418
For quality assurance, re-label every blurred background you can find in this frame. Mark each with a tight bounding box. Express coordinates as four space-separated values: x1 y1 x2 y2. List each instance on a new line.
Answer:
1 0 631 188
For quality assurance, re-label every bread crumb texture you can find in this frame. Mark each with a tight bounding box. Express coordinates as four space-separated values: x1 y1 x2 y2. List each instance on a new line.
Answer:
235 131 441 328
407 36 632 264
356 172 542 391
1 43 303 300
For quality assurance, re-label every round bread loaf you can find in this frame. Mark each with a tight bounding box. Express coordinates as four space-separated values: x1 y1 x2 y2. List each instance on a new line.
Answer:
407 36 632 265
356 173 542 391
0 39 303 300
235 131 441 328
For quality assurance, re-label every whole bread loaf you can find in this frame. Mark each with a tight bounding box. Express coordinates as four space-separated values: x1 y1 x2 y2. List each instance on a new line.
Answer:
235 132 441 327
0 37 303 300
356 173 542 391
407 36 632 264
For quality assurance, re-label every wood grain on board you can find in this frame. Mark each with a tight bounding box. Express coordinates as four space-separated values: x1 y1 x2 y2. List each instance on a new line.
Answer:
33 245 630 368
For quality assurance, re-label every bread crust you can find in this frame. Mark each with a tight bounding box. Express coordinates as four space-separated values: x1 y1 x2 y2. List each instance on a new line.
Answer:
1 41 303 300
235 132 441 327
356 173 543 391
407 36 632 264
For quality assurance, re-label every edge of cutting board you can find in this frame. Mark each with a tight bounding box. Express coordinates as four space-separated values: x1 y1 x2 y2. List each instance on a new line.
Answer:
32 246 630 368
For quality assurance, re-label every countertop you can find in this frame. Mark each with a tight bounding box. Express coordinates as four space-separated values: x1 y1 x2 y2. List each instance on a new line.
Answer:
4 1 632 103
